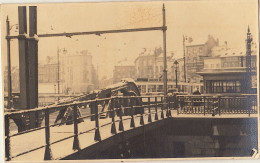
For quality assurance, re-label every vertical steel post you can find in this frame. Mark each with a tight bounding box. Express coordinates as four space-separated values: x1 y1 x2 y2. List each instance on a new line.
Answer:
161 96 164 119
5 115 11 161
111 99 117 134
148 97 152 122
162 4 167 98
183 35 186 82
130 97 135 128
28 6 39 129
118 97 124 131
154 97 158 120
44 109 53 160
73 105 80 150
218 96 221 116
139 97 144 125
57 48 60 101
6 16 13 109
18 6 29 110
246 26 252 93
94 100 101 141
248 95 251 117
203 96 206 116
168 96 171 117
28 6 38 109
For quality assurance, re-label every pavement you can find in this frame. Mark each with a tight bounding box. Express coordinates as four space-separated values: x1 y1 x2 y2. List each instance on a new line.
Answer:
8 108 256 161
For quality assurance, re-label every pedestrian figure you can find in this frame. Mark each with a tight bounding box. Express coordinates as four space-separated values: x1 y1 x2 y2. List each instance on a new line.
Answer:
192 88 201 113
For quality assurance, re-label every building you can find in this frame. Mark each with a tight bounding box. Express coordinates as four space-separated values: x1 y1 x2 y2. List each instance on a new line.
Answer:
38 56 58 83
134 47 175 81
113 60 137 83
60 49 98 94
3 66 20 95
185 35 219 83
198 45 257 94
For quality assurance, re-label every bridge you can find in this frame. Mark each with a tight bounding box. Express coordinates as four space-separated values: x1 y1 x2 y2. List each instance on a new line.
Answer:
4 93 258 161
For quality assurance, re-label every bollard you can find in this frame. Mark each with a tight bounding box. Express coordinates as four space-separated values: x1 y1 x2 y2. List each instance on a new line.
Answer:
73 105 80 150
44 109 53 160
94 100 101 141
5 115 11 161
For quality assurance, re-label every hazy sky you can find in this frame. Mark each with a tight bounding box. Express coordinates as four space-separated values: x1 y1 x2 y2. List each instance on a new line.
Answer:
1 0 258 79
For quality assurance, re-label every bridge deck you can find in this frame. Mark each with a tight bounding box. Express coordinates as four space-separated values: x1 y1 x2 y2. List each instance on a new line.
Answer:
9 109 256 161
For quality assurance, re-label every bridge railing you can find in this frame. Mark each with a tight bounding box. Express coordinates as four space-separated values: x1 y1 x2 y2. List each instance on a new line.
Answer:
176 94 257 116
4 95 169 161
4 94 257 161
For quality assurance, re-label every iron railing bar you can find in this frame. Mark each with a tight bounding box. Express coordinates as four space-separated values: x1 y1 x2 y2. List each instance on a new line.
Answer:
10 126 46 137
49 135 74 146
11 145 46 159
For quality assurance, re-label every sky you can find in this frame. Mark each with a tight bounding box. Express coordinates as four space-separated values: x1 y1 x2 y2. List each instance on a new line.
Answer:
1 0 258 79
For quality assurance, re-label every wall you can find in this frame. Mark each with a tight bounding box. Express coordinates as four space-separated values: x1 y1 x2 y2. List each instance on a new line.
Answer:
64 118 258 159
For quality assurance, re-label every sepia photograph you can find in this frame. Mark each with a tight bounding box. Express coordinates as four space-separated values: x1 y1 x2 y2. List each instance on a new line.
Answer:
0 0 259 162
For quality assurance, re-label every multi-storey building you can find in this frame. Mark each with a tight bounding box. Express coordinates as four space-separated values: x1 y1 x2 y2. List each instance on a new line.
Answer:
113 60 137 83
199 45 257 94
185 35 219 83
60 49 98 94
134 47 175 81
38 56 58 83
3 66 20 95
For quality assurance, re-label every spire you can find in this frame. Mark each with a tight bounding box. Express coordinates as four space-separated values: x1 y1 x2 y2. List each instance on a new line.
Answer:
6 15 9 21
247 25 250 33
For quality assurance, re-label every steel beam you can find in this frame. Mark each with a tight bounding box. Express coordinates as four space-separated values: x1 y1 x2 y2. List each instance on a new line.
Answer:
6 26 166 39
18 6 29 110
28 6 38 109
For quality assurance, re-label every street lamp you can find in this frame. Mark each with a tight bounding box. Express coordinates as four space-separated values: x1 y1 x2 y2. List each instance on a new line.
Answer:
6 16 18 109
174 60 179 91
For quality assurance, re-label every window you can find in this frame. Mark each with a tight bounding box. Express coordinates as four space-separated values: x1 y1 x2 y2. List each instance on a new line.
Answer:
148 85 156 92
206 80 242 93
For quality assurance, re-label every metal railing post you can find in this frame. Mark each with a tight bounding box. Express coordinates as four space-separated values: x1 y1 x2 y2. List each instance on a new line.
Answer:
154 97 158 120
166 96 169 117
191 97 193 114
203 96 206 116
111 99 117 134
118 97 124 131
94 100 101 141
248 95 251 117
148 97 152 122
168 96 172 117
161 96 164 119
218 96 221 116
130 97 135 128
5 115 11 161
44 109 53 160
176 96 178 115
73 105 80 150
140 97 144 125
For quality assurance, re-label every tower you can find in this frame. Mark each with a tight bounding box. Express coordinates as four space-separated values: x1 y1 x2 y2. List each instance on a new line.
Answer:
246 26 253 93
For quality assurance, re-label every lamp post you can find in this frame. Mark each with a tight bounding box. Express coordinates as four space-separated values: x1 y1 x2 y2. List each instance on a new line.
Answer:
183 35 187 83
174 60 179 91
6 16 18 109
